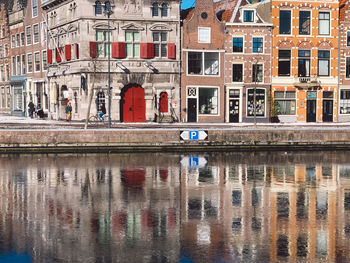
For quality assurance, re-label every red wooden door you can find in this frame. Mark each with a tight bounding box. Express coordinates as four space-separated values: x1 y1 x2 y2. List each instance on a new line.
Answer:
159 92 168 113
122 85 145 122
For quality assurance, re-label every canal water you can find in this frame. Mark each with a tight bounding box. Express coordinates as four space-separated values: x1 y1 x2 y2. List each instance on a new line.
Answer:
0 151 349 263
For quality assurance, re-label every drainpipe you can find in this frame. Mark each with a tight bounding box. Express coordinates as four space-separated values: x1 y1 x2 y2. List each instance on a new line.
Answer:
337 22 340 123
179 13 182 123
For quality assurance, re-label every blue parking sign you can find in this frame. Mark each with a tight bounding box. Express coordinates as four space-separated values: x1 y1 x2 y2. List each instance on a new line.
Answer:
189 131 199 140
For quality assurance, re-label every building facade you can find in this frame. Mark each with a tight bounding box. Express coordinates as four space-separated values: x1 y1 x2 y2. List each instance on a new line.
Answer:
225 0 273 123
42 0 180 122
271 0 339 123
181 0 226 123
0 2 11 113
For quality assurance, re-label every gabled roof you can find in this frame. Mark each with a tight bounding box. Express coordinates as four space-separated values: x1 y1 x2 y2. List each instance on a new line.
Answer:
230 0 272 24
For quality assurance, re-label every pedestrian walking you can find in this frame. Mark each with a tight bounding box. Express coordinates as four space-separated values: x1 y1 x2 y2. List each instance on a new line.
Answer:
65 102 72 121
99 103 106 120
28 101 35 118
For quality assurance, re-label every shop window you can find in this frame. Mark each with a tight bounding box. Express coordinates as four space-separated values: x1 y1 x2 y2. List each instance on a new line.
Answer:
125 31 140 58
232 64 243 82
298 50 310 77
247 88 265 117
96 30 111 57
198 27 210 43
232 37 243 53
299 11 310 35
199 87 218 115
275 91 296 115
340 89 350 114
279 10 291 34
278 50 291 76
318 50 330 76
243 10 254 22
252 37 263 53
319 12 330 35
153 32 167 57
252 64 263 82
187 52 219 76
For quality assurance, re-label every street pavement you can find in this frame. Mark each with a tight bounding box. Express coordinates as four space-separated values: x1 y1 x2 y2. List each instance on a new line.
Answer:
2 114 350 130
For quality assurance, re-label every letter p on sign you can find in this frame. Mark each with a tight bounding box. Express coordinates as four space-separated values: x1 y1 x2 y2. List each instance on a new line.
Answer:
189 131 199 140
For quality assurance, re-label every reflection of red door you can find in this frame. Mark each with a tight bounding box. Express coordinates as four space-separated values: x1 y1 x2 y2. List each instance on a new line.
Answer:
159 92 168 113
122 85 146 122
123 169 145 187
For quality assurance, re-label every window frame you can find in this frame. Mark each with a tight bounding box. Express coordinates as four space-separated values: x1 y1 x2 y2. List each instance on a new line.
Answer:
33 23 39 44
274 91 296 115
153 31 168 58
299 10 311 35
252 63 264 83
96 30 111 58
32 0 38 17
187 51 220 77
26 26 32 45
27 53 33 73
125 31 140 58
246 88 266 118
252 37 264 53
232 63 244 83
42 50 47 71
232 37 244 53
94 1 102 15
340 89 350 115
318 50 330 77
198 27 211 43
34 51 40 72
243 10 254 22
278 49 291 76
298 49 311 77
279 10 291 35
318 11 330 36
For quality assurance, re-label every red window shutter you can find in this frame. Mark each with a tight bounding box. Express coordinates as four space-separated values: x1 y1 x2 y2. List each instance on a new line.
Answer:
56 47 62 63
90 42 97 58
112 42 126 58
65 45 71 61
168 43 176 59
140 43 154 59
47 49 52 64
75 44 79 59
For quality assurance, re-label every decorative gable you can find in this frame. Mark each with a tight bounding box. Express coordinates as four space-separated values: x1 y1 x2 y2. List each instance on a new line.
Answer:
121 23 145 31
149 24 172 32
93 22 116 31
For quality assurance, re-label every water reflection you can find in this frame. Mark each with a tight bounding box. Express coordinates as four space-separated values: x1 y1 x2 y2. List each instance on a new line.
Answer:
0 152 350 262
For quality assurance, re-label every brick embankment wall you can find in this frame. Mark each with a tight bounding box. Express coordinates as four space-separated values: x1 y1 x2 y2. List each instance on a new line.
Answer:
0 129 348 153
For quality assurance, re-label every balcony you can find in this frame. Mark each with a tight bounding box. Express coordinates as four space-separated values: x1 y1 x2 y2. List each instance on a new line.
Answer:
294 76 320 88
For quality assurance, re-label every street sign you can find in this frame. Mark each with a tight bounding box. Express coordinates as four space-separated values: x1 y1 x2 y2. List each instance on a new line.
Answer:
180 130 208 141
180 156 207 169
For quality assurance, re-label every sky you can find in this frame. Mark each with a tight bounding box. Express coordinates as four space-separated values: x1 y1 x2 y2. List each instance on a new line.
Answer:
181 0 195 9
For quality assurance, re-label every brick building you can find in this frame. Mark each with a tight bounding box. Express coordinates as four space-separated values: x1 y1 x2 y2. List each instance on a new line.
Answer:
0 1 10 113
42 0 180 122
224 0 273 123
181 0 226 123
271 0 339 123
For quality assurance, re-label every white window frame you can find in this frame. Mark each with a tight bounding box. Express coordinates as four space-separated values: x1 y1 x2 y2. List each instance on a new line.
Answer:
42 50 47 71
252 36 264 54
34 51 40 72
318 11 330 36
33 23 39 44
11 35 15 48
20 32 24 46
16 55 20 76
232 62 244 83
5 64 9 81
32 0 38 18
232 36 244 54
27 53 33 73
246 87 267 118
16 33 20 47
198 27 211 43
125 31 140 58
4 44 8 57
340 89 350 115
26 26 32 45
186 50 221 77
242 9 255 23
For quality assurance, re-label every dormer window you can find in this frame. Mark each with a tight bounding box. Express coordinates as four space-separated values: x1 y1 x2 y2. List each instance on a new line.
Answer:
243 10 254 22
152 3 168 17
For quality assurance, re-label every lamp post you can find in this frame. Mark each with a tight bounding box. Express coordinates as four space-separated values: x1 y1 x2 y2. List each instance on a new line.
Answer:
105 6 113 128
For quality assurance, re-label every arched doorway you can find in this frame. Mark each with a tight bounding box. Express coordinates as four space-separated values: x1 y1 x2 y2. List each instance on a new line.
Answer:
120 84 146 122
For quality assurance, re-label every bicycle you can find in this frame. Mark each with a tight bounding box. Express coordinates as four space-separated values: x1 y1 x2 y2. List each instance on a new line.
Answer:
88 113 107 124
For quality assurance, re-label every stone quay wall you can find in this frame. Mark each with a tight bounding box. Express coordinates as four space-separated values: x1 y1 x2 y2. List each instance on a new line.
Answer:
0 128 349 153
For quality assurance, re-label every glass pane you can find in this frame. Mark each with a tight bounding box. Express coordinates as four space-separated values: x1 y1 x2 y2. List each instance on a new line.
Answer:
161 32 167 42
285 91 296 98
319 20 330 35
97 43 104 57
204 52 219 75
188 52 202 75
133 32 139 42
96 31 103 41
161 44 167 57
153 32 159 42
134 43 140 57
274 91 284 98
279 10 291 34
125 32 132 42
232 64 243 82
126 43 132 57
299 11 310 35
154 44 159 57
199 88 218 114
318 60 329 76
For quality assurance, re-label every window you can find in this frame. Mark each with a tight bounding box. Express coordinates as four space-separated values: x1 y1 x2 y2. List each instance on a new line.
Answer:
16 55 20 75
20 32 24 46
26 26 32 45
279 10 291 34
4 44 8 57
278 50 291 76
0 46 2 58
346 57 350 78
152 3 158 16
33 24 39 44
252 64 263 82
5 65 9 81
298 50 310 77
187 52 219 76
232 64 243 82
16 33 20 47
318 50 330 76
299 11 310 35
125 31 140 58
34 52 40 71
243 10 254 22
21 54 25 74
252 37 263 53
32 0 38 17
153 32 167 58
1 25 4 38
41 22 47 42
27 53 33 73
340 90 350 114
42 50 47 70
232 37 243 53
161 3 168 17
319 12 330 35
275 91 296 115
247 88 265 117
11 57 15 76
0 65 3 82
199 87 218 115
11 35 15 48
198 27 210 43
95 1 102 15
96 30 111 57
104 1 111 12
